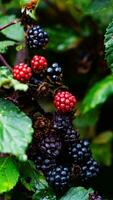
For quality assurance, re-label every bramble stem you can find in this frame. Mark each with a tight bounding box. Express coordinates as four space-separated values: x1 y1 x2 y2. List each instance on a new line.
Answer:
0 19 20 31
0 54 12 71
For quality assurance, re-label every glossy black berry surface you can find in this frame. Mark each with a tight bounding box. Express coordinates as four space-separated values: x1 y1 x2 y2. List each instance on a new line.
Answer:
27 25 48 49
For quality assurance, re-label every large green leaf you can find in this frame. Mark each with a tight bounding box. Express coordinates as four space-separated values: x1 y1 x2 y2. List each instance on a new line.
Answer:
0 66 28 91
0 99 33 160
0 15 24 41
0 40 16 53
60 187 94 200
105 20 113 72
81 75 113 113
91 131 113 166
0 157 19 193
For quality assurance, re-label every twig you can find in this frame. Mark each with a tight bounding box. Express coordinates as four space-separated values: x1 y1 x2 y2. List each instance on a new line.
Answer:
0 19 20 31
0 54 12 71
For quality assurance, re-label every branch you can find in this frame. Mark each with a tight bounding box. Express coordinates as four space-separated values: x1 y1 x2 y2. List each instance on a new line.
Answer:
0 54 12 71
0 19 20 31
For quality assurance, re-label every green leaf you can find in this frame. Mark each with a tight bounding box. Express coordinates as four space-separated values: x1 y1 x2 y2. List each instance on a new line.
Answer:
81 75 113 113
60 187 94 200
105 20 113 72
0 99 33 160
0 66 28 91
87 0 113 13
46 25 80 52
32 189 56 200
0 15 24 41
20 161 48 192
0 40 16 53
0 157 19 193
91 131 113 166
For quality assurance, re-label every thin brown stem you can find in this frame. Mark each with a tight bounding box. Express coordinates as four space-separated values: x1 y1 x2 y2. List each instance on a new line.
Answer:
0 19 20 31
0 54 12 71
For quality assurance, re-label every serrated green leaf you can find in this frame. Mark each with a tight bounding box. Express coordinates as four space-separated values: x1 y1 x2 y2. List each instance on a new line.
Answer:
20 161 48 192
105 20 113 72
81 75 113 113
60 187 94 200
46 25 80 51
0 15 24 41
0 66 28 91
0 99 33 160
0 40 16 53
91 131 113 166
0 157 19 193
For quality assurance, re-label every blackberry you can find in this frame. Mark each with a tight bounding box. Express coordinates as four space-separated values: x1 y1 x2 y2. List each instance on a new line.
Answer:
47 63 63 83
89 193 103 200
30 154 56 173
80 157 99 182
68 139 91 163
39 132 62 158
27 25 48 49
46 166 70 191
64 127 80 143
53 112 72 130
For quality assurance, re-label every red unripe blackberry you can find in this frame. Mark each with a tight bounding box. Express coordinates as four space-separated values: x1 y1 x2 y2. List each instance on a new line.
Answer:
13 63 32 83
54 91 77 113
31 55 48 73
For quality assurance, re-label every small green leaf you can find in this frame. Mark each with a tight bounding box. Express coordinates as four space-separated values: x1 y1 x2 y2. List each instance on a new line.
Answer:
0 40 16 53
20 161 48 192
0 99 33 160
81 75 113 113
60 187 94 200
0 157 19 193
32 189 56 200
91 131 113 166
105 20 113 72
0 15 24 41
0 66 28 91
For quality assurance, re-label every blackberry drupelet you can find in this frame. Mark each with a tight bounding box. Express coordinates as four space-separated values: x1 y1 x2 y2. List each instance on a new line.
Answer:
64 127 80 143
53 112 72 130
39 132 62 158
46 166 70 191
80 157 99 182
47 63 63 83
89 193 103 200
30 154 56 173
27 25 48 49
68 139 91 163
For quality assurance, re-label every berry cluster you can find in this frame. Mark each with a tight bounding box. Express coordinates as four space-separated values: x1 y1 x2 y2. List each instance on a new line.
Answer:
28 91 99 193
89 193 103 200
15 19 100 196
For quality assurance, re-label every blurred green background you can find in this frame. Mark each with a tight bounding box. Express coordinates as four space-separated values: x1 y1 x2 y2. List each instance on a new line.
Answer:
0 0 113 199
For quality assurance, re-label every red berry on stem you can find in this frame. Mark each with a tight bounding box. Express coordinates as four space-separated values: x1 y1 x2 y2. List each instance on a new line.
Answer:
54 91 77 113
31 55 48 73
13 63 32 83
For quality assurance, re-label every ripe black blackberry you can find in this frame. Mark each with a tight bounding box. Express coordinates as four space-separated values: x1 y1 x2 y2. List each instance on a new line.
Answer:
46 63 63 83
53 112 72 130
80 157 99 182
30 153 56 173
39 132 62 158
27 25 48 49
63 127 80 143
89 192 103 200
46 165 70 191
68 139 91 163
